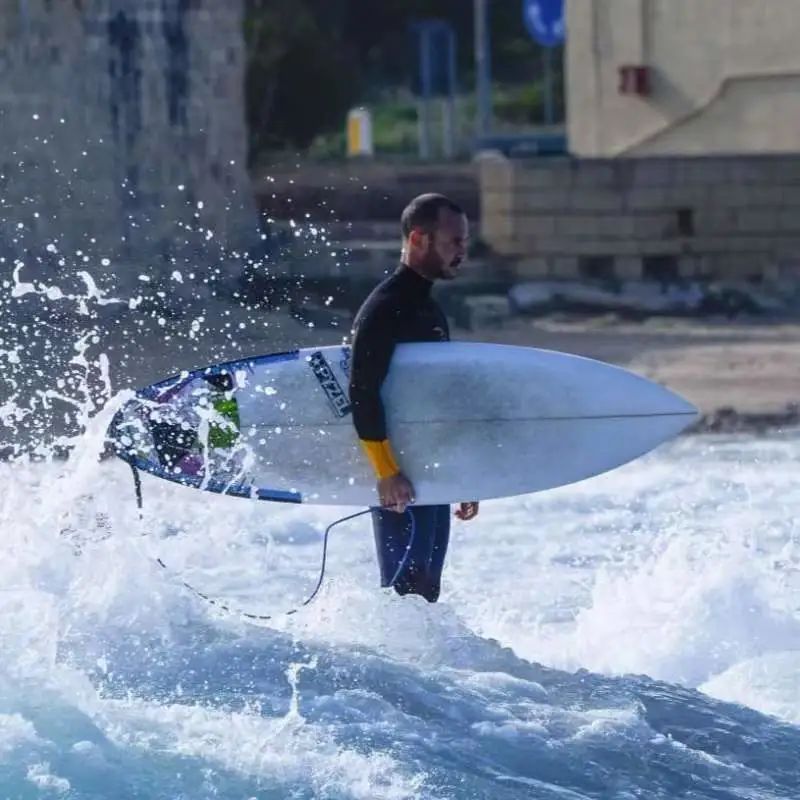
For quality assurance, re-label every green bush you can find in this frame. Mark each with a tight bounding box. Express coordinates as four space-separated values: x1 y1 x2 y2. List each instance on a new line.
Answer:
244 0 562 162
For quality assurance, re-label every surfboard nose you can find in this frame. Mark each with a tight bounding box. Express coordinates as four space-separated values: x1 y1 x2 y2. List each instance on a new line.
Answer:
587 355 699 425
639 383 699 444
654 382 700 424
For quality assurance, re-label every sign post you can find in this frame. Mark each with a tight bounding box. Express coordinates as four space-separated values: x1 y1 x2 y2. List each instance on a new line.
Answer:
413 20 458 160
474 0 492 141
521 0 565 125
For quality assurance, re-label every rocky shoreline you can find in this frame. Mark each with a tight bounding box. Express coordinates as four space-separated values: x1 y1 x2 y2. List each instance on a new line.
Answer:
456 313 800 438
691 404 800 435
3 295 798 460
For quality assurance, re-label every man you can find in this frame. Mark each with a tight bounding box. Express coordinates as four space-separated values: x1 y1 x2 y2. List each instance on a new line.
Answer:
348 193 479 603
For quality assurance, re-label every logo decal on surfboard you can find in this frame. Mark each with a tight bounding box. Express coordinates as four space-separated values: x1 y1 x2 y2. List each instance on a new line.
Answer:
309 351 352 417
339 346 351 377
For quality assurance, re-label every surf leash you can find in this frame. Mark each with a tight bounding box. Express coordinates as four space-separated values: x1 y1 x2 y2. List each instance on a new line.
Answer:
128 463 415 622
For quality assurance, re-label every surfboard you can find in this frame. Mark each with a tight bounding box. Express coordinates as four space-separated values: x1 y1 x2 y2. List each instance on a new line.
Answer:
109 342 698 506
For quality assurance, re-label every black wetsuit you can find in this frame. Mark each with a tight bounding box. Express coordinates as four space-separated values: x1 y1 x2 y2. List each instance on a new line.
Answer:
349 264 450 602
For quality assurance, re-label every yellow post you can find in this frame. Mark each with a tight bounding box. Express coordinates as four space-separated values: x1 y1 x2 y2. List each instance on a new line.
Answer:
346 108 373 157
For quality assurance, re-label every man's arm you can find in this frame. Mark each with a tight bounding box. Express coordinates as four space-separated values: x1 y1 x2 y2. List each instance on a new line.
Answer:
349 306 414 510
349 307 397 471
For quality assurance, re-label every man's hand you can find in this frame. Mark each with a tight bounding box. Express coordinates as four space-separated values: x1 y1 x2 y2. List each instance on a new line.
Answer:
378 473 415 513
455 501 479 521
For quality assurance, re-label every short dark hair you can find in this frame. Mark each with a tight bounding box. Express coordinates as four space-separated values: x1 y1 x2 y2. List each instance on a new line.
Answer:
400 193 464 239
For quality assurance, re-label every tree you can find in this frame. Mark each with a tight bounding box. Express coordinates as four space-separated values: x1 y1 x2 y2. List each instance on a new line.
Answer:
244 0 360 160
244 0 552 160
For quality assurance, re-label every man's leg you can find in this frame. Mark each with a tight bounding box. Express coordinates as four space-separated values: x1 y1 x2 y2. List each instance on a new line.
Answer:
423 504 451 603
372 505 443 601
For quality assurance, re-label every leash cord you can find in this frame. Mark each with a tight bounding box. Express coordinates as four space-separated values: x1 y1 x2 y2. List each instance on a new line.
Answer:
128 463 414 622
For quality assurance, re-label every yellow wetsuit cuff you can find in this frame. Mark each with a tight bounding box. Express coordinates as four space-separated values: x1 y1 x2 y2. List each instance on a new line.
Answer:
359 439 400 479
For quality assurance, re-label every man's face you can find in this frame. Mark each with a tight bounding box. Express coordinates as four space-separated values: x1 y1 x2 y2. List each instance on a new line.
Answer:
412 209 469 280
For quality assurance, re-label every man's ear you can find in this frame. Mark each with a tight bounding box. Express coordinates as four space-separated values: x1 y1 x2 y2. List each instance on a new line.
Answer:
408 228 426 248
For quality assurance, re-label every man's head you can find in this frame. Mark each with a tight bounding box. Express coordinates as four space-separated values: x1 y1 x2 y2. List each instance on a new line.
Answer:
400 193 468 281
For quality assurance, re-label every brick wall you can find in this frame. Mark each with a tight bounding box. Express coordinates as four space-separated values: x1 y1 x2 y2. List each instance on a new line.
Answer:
479 154 800 283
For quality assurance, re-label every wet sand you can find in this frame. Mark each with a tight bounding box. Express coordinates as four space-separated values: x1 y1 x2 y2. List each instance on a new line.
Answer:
127 300 800 432
458 314 800 432
9 298 796 454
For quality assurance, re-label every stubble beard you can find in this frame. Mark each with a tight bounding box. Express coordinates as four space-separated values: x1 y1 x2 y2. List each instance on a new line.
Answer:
422 245 460 281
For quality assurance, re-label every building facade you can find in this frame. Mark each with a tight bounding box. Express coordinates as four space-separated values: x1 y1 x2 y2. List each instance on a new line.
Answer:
479 0 800 285
0 0 255 293
567 0 800 158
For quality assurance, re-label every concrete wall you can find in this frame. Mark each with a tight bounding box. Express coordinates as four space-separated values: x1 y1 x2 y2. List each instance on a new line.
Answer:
0 0 255 294
479 153 800 282
567 0 800 157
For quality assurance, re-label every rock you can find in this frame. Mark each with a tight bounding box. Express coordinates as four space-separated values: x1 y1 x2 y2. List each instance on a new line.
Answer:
510 280 685 316
701 282 788 317
695 403 800 434
508 279 788 318
461 294 512 330
508 282 557 314
615 281 705 314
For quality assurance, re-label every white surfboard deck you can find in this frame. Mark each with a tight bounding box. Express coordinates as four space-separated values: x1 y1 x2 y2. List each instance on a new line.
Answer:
110 342 698 506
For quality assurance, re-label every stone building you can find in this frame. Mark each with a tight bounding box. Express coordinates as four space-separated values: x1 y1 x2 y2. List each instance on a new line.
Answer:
567 0 800 158
0 0 255 294
480 0 800 285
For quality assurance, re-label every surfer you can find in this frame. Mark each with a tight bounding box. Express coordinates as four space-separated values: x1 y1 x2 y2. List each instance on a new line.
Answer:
349 193 479 602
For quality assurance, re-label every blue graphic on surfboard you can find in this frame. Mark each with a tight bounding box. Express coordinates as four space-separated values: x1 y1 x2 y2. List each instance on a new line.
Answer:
109 343 698 506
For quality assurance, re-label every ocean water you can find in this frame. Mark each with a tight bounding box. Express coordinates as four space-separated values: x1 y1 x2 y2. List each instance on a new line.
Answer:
0 405 798 798
1 208 799 798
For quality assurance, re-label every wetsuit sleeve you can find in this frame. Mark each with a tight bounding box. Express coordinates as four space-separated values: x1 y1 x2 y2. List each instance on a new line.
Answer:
349 300 398 456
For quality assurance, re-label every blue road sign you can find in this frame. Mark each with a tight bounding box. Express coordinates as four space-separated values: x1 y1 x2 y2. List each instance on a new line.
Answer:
522 0 565 48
